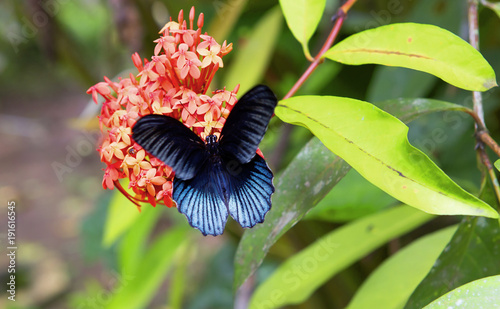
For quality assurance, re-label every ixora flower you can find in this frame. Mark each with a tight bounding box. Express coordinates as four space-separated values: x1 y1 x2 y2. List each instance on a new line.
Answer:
87 7 236 209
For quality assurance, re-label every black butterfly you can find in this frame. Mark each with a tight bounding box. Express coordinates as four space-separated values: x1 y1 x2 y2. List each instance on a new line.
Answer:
132 85 277 236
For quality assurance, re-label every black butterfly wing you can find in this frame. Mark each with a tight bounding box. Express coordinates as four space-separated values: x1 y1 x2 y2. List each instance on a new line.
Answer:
224 155 274 228
173 162 229 236
219 85 278 164
132 114 208 180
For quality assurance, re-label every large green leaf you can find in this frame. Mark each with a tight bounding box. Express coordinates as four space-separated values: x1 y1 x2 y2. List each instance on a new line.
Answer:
169 242 192 309
279 0 326 59
423 275 500 309
249 205 434 308
234 137 351 290
366 0 465 102
324 23 497 91
405 216 500 309
276 95 498 218
347 225 457 309
105 226 189 309
306 98 475 222
223 6 282 95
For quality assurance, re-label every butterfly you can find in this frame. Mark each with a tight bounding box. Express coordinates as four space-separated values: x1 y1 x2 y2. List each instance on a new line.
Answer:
132 85 278 236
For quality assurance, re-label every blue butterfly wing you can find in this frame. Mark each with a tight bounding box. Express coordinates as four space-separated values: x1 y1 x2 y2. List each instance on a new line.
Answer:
173 162 229 236
225 155 274 228
220 85 278 164
132 114 207 180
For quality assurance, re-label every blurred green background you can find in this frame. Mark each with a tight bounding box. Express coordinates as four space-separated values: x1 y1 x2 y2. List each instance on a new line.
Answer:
1 0 499 308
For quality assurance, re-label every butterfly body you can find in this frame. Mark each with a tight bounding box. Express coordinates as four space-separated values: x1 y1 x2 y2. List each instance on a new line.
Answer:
132 85 277 236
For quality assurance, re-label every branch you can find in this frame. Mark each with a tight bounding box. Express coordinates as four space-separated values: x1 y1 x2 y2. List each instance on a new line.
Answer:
468 0 487 130
468 0 500 207
477 131 500 158
478 147 500 210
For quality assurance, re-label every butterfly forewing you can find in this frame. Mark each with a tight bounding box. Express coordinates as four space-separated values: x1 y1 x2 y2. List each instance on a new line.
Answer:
132 115 208 180
220 85 278 164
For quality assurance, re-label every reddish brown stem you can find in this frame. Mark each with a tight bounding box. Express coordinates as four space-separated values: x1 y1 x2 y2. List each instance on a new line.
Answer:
468 0 500 207
114 180 144 211
478 148 500 210
477 131 500 158
282 0 358 100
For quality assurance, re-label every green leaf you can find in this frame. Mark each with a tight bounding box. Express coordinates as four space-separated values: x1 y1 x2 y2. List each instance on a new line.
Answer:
324 23 497 91
276 95 498 218
405 216 500 308
373 98 473 123
234 137 351 291
105 225 190 309
494 159 500 172
169 242 191 309
306 98 475 223
347 225 457 309
304 169 396 222
119 206 160 274
249 205 434 308
223 6 282 95
102 189 141 247
365 0 466 102
423 275 500 309
279 0 326 59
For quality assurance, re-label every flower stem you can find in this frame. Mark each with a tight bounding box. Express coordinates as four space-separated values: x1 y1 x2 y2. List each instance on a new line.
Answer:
114 180 143 211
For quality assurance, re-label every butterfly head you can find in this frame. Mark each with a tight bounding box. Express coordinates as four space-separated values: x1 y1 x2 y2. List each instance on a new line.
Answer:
205 134 219 155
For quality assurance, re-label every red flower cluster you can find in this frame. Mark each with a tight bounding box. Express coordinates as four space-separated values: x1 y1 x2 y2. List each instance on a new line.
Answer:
87 7 238 208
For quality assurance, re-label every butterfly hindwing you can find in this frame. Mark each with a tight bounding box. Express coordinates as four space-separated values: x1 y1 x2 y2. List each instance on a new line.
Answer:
173 162 229 236
225 155 274 228
132 114 208 180
220 85 278 164
173 154 274 235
